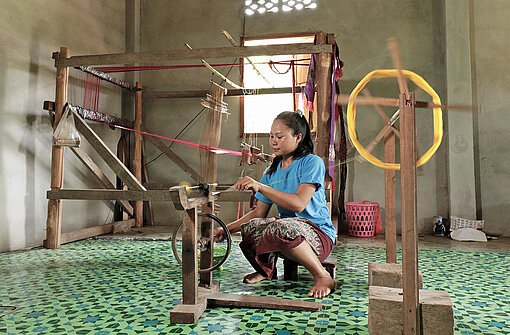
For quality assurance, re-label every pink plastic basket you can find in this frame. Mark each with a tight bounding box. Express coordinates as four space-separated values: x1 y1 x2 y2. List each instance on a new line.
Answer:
346 201 377 237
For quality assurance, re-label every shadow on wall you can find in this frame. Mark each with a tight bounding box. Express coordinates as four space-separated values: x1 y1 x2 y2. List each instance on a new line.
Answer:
19 27 42 248
0 39 8 251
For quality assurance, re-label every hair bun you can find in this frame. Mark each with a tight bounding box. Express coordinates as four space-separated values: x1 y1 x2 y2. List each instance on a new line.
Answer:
295 109 305 117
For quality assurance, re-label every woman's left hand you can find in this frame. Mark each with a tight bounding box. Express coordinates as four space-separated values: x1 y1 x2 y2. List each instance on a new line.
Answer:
235 176 263 193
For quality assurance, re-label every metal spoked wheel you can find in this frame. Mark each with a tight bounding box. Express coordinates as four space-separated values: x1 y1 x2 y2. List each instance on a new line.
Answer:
171 213 232 273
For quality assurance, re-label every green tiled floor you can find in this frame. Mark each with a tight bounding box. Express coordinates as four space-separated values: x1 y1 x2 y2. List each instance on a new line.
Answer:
0 239 509 334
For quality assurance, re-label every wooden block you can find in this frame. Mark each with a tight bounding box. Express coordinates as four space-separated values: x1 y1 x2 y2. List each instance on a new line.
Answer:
368 286 454 335
283 257 337 281
368 286 403 335
283 259 299 281
420 290 455 335
170 298 208 324
368 262 423 289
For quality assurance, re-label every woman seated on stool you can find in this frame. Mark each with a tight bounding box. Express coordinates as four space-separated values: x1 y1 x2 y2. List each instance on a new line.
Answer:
214 110 336 298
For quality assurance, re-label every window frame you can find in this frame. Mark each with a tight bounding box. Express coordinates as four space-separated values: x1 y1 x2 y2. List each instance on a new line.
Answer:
240 32 318 138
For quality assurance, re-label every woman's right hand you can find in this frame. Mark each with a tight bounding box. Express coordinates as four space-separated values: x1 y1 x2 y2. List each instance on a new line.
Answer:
213 227 226 242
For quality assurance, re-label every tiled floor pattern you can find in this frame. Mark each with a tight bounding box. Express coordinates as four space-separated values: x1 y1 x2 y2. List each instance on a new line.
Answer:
0 240 508 334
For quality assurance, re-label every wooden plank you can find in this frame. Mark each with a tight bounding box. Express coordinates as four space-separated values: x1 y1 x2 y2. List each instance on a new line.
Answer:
60 219 135 244
314 32 333 180
399 92 419 335
145 135 202 182
72 109 146 191
46 47 70 249
70 147 134 216
141 143 155 226
336 94 400 108
384 132 397 263
134 82 143 227
182 208 198 305
47 189 179 201
143 86 302 99
207 293 322 311
55 43 332 67
49 188 251 203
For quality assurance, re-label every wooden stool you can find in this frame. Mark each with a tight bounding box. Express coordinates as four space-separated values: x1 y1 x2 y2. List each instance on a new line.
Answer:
283 257 337 280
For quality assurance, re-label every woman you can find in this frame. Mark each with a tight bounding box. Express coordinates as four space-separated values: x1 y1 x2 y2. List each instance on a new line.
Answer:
214 111 336 298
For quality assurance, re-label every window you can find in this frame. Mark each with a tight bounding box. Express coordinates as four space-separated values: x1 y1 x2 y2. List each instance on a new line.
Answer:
244 0 318 15
242 34 316 135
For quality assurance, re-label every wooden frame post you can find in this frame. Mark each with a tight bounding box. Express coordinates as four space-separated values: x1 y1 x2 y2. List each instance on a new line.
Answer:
182 208 199 305
314 32 333 185
133 81 143 227
45 47 70 249
385 131 397 263
400 92 419 334
199 82 226 286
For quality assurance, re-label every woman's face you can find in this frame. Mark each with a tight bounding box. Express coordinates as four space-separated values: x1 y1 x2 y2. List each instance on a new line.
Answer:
269 119 302 158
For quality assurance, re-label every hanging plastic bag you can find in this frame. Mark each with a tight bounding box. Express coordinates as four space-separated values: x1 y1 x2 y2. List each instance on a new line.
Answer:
53 103 81 147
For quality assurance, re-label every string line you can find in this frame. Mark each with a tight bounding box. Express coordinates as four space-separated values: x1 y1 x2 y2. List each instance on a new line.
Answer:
96 59 310 73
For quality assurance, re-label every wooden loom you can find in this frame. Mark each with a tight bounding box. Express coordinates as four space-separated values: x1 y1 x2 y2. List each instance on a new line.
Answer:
44 33 339 324
45 32 339 249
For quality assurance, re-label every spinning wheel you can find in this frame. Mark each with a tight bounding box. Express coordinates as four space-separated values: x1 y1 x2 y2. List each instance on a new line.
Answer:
336 38 470 170
171 212 232 273
336 38 473 334
346 69 443 170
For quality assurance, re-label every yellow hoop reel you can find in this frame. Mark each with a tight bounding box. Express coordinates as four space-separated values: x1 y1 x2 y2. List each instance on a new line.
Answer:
347 69 443 170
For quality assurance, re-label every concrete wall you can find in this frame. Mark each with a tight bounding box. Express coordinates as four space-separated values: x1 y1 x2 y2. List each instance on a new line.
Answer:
0 1 125 252
2 0 508 252
140 0 449 234
471 0 510 236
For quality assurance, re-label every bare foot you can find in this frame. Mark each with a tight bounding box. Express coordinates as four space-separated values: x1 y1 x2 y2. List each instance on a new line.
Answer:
307 274 335 298
243 272 267 284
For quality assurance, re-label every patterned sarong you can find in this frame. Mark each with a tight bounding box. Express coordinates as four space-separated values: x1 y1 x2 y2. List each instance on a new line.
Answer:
239 217 333 279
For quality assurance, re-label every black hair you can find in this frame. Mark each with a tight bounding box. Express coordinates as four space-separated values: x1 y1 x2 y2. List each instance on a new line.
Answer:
266 110 314 176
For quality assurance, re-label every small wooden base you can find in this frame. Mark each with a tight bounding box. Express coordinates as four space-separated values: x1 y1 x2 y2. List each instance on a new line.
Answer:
283 257 337 280
170 280 322 324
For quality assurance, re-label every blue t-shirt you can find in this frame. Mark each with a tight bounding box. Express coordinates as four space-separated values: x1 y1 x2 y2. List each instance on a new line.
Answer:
255 154 336 243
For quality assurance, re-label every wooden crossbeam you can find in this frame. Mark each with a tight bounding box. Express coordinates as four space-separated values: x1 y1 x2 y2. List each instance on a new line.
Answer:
143 86 302 99
336 94 471 111
72 109 146 191
55 44 332 68
145 135 203 182
48 189 176 201
70 147 134 216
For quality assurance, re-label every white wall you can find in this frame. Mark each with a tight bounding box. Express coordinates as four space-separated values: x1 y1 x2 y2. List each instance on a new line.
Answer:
0 1 126 252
